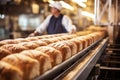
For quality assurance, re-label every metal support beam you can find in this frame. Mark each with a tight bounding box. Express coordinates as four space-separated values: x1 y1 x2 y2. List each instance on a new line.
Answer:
114 0 118 44
100 66 120 71
94 0 100 25
94 0 113 25
108 0 112 24
99 0 109 23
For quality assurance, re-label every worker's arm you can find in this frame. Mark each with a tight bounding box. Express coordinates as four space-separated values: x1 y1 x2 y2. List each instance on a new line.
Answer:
62 15 76 33
29 15 52 37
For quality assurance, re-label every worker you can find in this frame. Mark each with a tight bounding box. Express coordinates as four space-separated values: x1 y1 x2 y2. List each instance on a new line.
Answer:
29 1 76 36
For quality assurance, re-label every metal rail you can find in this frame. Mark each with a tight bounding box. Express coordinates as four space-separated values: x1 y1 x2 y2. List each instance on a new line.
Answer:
34 37 105 80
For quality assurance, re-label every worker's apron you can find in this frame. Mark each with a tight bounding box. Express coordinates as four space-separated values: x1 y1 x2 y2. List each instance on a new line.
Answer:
47 14 67 34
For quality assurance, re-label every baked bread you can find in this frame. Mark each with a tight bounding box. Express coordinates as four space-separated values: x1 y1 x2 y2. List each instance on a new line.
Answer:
19 42 39 49
62 40 77 55
14 38 30 42
59 36 68 40
54 37 64 41
0 39 19 46
0 61 23 80
49 42 71 61
79 36 89 47
48 38 61 43
75 37 88 49
0 44 28 59
69 39 83 52
0 44 28 53
2 54 40 80
31 40 48 46
20 50 52 74
0 48 11 60
36 35 55 39
36 46 62 66
26 37 39 41
86 35 94 45
40 39 54 44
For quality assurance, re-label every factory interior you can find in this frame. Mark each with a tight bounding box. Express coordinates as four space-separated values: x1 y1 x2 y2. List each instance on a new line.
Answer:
0 0 120 80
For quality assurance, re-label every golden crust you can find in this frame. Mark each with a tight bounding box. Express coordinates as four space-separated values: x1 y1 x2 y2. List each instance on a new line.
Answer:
21 50 52 74
49 42 72 61
2 54 40 80
1 44 28 53
36 46 62 66
0 61 23 80
19 42 39 49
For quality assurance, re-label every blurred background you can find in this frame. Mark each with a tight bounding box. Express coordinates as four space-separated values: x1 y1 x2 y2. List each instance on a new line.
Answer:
0 0 118 39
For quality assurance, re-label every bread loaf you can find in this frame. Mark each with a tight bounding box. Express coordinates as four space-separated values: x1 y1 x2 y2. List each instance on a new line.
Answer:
20 50 52 74
62 40 77 55
2 54 40 80
36 46 62 66
0 44 28 59
19 42 39 49
54 37 64 41
36 35 55 39
75 37 88 48
0 39 19 46
88 34 95 43
41 39 54 44
26 37 39 41
0 61 23 80
1 44 28 53
49 42 71 61
59 36 68 40
14 38 30 42
0 48 11 60
86 35 94 45
31 40 48 46
48 38 61 43
80 37 90 47
69 39 83 52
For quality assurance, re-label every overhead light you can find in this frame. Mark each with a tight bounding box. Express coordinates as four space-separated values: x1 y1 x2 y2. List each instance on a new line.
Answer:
48 0 74 11
0 14 5 19
14 0 21 4
81 11 94 19
78 2 86 8
72 0 87 3
48 0 55 4
60 1 74 11
31 3 39 14
72 0 86 8
80 0 87 2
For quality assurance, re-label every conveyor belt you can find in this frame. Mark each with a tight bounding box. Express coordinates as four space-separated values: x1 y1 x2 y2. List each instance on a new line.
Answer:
35 37 107 80
54 38 108 80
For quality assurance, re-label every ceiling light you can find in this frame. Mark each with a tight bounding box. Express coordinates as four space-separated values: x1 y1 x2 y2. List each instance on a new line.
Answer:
80 0 87 2
81 11 94 19
48 0 55 4
48 0 74 11
31 3 39 14
72 0 86 8
0 14 5 19
60 1 74 11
